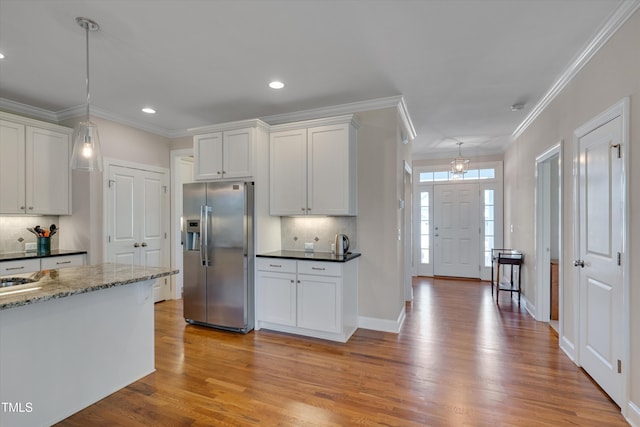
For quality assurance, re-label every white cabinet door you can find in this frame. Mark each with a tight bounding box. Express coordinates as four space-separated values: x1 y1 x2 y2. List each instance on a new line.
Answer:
297 274 341 333
194 128 253 181
194 132 223 180
0 120 26 214
222 128 252 179
269 129 307 215
26 127 71 215
256 270 297 326
307 123 354 215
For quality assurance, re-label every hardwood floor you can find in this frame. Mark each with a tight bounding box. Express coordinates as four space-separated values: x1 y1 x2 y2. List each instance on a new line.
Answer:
57 277 627 426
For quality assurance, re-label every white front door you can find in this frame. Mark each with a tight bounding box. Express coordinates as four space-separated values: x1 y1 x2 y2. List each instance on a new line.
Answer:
433 183 480 278
107 164 168 302
577 114 624 406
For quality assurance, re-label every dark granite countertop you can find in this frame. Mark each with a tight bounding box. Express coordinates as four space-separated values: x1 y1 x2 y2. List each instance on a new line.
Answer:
0 263 178 310
0 249 88 262
257 250 361 263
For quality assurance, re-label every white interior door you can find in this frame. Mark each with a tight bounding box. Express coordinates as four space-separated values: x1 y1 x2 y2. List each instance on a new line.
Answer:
577 115 624 406
434 183 480 278
107 163 168 302
108 166 137 266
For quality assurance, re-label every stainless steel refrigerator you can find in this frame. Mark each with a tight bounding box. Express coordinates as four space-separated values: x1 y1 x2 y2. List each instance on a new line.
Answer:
182 181 254 333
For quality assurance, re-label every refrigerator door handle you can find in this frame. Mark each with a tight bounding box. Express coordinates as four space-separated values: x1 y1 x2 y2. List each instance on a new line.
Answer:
200 205 206 266
204 205 213 266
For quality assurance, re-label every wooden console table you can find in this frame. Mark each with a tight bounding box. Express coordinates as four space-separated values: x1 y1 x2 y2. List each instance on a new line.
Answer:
491 249 524 304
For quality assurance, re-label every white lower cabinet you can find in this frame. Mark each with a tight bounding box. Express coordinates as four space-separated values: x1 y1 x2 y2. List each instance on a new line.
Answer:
0 254 85 275
256 257 358 342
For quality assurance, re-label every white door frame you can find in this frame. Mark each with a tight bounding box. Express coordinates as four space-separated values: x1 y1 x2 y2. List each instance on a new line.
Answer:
403 161 413 301
534 142 562 324
170 148 194 300
572 98 630 414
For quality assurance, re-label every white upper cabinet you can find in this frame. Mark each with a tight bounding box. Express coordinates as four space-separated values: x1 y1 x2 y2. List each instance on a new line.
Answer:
269 115 358 216
269 129 307 215
193 127 253 181
0 112 72 215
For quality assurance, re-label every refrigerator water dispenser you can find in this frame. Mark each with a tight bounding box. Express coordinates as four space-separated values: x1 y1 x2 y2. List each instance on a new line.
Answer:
185 219 200 251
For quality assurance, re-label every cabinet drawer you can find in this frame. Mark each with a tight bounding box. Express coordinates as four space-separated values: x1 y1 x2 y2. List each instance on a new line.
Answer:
0 259 41 275
298 260 341 277
256 258 297 273
41 255 84 270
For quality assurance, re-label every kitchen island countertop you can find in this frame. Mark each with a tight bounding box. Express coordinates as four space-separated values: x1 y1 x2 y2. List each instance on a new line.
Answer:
0 263 178 310
257 250 361 263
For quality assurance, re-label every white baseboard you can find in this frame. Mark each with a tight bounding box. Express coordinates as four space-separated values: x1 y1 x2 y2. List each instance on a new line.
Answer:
358 306 406 333
626 401 640 427
560 335 577 363
519 293 536 319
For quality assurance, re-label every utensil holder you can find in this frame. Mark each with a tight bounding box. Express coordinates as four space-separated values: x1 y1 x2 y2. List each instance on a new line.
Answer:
37 237 51 255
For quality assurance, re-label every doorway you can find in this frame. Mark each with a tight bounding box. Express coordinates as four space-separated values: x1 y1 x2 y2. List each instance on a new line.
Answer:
535 144 561 330
413 162 503 280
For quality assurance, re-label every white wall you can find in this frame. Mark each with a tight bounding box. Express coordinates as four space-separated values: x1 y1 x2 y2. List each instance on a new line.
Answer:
356 108 406 325
58 117 171 263
503 9 640 419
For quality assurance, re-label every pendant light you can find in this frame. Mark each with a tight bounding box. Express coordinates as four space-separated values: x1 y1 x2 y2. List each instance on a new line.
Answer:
70 17 103 172
450 141 469 179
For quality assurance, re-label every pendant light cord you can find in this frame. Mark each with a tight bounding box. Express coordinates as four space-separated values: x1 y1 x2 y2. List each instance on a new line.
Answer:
84 23 91 121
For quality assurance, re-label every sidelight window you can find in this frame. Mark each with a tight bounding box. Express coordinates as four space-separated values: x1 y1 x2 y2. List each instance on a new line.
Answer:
420 191 430 264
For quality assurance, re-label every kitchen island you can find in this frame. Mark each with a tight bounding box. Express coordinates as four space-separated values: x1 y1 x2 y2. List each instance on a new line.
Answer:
0 263 177 427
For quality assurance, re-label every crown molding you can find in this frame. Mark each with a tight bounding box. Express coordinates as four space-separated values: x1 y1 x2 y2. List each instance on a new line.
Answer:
1 95 416 141
0 98 59 123
187 118 270 135
0 98 190 138
56 104 190 139
512 0 640 140
260 95 416 139
268 114 359 133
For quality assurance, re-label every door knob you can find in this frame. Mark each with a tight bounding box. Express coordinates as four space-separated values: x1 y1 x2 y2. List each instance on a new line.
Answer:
141 242 148 247
574 260 585 268
134 242 140 248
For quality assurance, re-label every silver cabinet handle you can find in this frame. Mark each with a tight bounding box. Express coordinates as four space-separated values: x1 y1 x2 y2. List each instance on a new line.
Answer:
28 206 34 210
269 264 282 268
56 261 72 265
20 206 25 210
141 242 148 247
6 266 25 271
290 279 294 283
134 242 140 248
311 267 325 271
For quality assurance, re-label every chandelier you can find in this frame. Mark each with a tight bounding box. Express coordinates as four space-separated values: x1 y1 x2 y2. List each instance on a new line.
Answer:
450 141 469 179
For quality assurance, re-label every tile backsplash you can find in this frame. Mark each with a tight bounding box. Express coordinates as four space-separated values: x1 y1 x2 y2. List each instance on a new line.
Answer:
0 216 60 254
281 217 357 253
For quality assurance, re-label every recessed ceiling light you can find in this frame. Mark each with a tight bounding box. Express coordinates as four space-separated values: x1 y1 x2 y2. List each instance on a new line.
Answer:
0 52 5 59
269 81 285 89
510 103 525 112
142 107 156 114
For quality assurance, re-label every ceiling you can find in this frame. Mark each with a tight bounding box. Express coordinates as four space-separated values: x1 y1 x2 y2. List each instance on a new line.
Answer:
0 0 629 159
